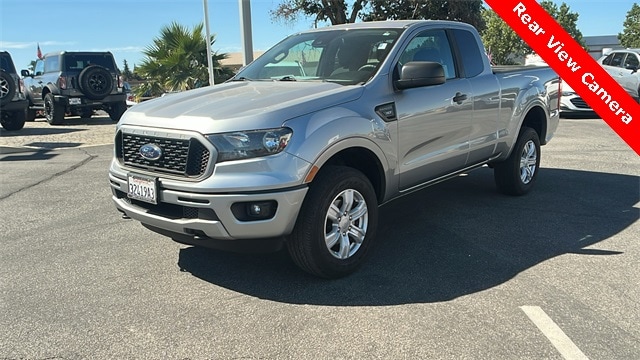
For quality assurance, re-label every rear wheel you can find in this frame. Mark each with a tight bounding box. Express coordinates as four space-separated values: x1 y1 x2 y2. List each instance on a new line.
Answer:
287 166 378 278
1 110 26 131
44 93 65 125
494 127 541 195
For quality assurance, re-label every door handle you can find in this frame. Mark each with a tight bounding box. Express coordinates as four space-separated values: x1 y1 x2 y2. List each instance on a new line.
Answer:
453 92 467 104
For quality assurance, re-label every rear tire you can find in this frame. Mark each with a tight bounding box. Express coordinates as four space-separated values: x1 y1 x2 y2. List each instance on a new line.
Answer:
1 110 26 131
44 93 65 125
287 166 378 278
494 127 541 196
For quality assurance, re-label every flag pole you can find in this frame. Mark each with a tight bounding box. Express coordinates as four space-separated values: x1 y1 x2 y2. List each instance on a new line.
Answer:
203 0 215 86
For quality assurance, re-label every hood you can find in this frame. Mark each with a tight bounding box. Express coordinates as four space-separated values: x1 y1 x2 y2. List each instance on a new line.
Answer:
120 81 364 134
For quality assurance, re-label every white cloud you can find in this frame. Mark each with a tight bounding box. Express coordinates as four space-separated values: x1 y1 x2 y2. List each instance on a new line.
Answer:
0 40 77 49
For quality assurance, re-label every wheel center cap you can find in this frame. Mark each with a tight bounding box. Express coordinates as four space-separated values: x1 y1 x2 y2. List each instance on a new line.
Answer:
339 216 350 232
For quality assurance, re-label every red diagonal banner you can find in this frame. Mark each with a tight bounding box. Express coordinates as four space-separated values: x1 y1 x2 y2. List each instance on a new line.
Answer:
485 0 640 155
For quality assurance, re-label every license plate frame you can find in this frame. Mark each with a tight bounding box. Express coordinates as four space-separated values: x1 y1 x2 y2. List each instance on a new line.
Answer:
69 98 81 105
127 173 158 204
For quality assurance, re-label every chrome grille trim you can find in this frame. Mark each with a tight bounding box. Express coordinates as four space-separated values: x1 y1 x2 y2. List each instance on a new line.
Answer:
116 126 216 180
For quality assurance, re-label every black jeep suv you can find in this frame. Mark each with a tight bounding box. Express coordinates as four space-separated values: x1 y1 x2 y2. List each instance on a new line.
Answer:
0 51 28 131
22 51 127 125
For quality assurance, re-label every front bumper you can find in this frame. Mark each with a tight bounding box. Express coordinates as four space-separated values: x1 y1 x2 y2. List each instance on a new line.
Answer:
109 172 308 241
560 94 595 114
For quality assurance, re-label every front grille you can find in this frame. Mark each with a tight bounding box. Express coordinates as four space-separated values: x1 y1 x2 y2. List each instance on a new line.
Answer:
119 132 210 177
570 97 591 109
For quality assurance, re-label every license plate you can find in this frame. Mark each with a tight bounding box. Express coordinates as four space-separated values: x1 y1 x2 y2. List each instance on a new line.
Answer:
127 173 157 204
69 98 81 105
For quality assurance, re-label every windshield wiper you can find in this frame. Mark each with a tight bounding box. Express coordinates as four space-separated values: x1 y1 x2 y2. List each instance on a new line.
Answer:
277 75 297 81
231 76 251 81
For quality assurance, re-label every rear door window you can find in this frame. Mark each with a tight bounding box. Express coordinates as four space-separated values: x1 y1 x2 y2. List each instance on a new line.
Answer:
609 52 626 68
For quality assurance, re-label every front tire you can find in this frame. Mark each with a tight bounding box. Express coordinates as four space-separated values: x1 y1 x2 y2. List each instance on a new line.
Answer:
107 101 127 121
494 127 541 196
0 71 16 105
44 93 65 125
287 166 379 278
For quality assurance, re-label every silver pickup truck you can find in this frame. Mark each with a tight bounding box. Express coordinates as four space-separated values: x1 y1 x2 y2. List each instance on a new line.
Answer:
109 20 560 278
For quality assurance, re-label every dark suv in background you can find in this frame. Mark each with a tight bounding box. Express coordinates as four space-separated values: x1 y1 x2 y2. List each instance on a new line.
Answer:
0 51 28 131
22 51 127 125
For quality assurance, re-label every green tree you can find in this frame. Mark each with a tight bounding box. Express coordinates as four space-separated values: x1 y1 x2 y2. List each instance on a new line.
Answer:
271 0 483 29
481 1 584 65
362 0 485 31
271 0 365 25
135 22 233 97
618 3 640 47
481 8 527 65
122 59 133 80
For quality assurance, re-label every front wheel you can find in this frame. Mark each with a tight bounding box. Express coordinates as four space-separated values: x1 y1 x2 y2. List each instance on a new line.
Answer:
287 166 379 278
494 127 541 196
107 101 127 121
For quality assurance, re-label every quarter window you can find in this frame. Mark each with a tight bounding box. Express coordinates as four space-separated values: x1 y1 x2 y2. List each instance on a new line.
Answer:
452 29 484 78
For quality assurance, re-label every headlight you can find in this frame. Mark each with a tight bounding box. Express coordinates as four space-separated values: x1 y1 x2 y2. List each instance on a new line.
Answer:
207 127 293 162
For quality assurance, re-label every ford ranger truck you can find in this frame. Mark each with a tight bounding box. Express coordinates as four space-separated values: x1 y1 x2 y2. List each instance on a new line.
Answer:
109 20 560 278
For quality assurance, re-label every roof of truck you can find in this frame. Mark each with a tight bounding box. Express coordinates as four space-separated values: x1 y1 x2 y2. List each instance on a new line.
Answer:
298 20 475 33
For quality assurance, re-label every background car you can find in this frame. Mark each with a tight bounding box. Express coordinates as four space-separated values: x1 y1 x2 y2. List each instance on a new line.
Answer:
525 54 594 116
558 80 596 117
123 82 137 107
598 48 640 102
0 51 28 131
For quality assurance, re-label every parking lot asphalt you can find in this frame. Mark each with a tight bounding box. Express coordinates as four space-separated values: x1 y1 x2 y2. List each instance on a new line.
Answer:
0 113 116 154
0 115 638 359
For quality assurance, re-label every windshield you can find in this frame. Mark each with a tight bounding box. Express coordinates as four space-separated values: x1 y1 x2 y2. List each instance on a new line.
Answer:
234 28 402 85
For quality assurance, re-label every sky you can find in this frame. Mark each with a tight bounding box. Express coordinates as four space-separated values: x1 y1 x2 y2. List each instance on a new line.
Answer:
0 0 636 71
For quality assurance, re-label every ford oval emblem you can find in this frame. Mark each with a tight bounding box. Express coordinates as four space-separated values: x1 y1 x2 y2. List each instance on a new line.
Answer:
139 143 163 161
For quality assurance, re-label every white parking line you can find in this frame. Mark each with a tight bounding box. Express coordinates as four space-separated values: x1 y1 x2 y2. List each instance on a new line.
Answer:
520 306 589 360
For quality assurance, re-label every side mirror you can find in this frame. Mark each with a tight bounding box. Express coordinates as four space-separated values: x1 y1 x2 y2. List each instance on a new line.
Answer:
21 69 31 77
394 61 446 90
626 65 638 74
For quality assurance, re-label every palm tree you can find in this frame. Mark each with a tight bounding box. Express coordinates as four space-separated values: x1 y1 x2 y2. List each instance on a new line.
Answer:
135 22 234 97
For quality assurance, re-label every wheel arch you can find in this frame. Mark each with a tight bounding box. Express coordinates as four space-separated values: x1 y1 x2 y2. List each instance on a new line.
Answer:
305 140 388 204
521 104 547 145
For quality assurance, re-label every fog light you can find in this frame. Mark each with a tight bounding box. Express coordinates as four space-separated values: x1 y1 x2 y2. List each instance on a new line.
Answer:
231 201 278 221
